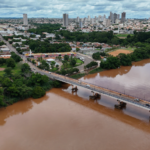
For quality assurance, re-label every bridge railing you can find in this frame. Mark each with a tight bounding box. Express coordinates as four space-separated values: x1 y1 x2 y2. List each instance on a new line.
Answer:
49 72 150 102
50 74 150 109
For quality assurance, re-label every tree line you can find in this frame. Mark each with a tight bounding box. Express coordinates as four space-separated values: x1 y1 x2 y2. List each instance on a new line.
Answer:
0 53 61 107
22 39 71 53
100 45 150 69
28 24 62 35
58 30 114 43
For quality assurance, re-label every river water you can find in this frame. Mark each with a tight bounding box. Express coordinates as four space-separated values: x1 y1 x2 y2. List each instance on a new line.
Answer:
0 59 150 150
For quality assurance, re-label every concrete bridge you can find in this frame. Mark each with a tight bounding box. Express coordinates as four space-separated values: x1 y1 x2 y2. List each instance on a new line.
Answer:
41 71 150 111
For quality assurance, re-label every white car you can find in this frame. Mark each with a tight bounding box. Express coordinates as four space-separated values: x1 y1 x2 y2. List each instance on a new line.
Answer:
134 98 140 102
86 84 90 87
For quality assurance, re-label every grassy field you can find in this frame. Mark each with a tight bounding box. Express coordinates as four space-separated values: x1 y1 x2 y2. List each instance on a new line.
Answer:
124 47 135 51
0 63 22 76
96 48 101 51
116 34 133 38
89 67 104 74
107 47 135 53
62 58 83 69
49 67 59 72
70 73 86 79
70 67 104 79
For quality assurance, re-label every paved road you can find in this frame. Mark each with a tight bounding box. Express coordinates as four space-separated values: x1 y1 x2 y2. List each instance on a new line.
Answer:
76 53 94 72
0 35 37 71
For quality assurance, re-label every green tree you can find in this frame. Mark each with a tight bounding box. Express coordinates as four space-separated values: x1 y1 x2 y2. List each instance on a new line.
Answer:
101 56 120 69
7 84 19 97
32 86 46 99
0 88 5 106
70 59 76 67
6 58 16 68
50 61 56 69
4 67 12 76
76 48 80 52
11 52 22 62
2 78 12 87
92 52 101 60
0 58 6 65
32 59 36 65
64 55 69 61
53 81 62 88
21 63 30 73
117 53 132 66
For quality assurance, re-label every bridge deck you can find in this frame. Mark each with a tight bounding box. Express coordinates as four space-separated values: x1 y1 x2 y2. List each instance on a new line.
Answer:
45 72 150 111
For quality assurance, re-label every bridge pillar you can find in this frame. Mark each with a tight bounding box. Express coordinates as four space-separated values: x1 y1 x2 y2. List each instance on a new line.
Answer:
115 100 126 109
71 85 78 92
89 91 101 100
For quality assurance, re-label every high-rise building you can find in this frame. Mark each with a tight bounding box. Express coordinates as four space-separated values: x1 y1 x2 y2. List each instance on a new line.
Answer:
121 12 126 23
98 15 102 21
88 15 90 21
117 14 120 20
63 13 69 27
91 18 94 24
23 14 28 25
114 13 117 23
110 12 114 24
103 18 107 26
106 19 111 27
79 19 82 28
77 16 79 22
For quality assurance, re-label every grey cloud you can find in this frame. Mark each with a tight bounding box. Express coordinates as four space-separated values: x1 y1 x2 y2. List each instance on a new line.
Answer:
108 0 124 2
0 0 150 18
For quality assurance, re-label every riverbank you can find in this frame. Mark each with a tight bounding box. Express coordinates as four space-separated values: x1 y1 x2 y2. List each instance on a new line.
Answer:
70 67 104 79
0 61 61 108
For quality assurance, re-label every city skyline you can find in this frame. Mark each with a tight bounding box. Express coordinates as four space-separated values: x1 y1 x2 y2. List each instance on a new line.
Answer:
0 0 150 18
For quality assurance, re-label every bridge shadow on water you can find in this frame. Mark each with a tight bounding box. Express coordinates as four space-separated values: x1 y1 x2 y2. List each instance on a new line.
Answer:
0 82 150 134
60 83 150 133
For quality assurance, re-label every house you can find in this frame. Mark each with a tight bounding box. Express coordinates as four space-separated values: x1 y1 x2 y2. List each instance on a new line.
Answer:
0 47 10 53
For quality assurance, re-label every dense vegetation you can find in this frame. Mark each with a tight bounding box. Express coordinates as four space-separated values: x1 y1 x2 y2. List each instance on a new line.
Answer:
92 52 101 60
101 56 121 69
56 68 79 76
55 30 150 47
21 39 71 53
0 41 5 46
0 53 61 107
3 35 28 41
100 45 150 69
58 30 114 43
85 61 98 69
28 24 62 35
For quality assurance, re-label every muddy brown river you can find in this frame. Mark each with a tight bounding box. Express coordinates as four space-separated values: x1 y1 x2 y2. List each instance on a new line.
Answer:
0 59 150 150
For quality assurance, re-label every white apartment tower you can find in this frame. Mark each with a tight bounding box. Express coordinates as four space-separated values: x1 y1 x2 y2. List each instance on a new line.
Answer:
88 15 90 21
79 19 82 28
23 14 28 25
77 16 79 22
63 13 69 27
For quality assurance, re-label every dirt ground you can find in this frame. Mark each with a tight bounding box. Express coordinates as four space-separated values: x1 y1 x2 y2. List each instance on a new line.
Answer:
0 68 4 71
109 49 132 56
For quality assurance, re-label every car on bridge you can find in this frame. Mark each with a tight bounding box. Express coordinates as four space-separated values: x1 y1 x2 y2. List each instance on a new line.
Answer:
134 98 140 102
145 104 150 107
86 84 90 87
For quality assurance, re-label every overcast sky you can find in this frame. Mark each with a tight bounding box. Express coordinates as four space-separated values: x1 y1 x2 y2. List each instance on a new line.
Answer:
0 0 150 18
